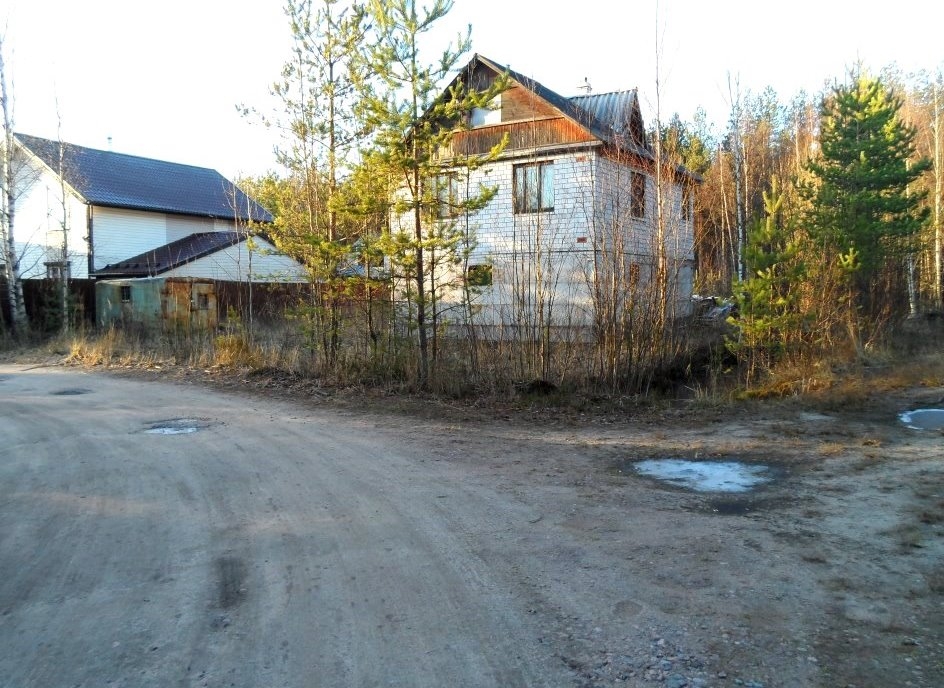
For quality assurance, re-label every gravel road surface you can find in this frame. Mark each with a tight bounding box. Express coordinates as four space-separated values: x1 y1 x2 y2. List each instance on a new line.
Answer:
2 363 942 688
0 365 568 687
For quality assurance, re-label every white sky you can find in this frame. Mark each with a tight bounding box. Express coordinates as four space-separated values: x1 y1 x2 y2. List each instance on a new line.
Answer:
3 0 942 180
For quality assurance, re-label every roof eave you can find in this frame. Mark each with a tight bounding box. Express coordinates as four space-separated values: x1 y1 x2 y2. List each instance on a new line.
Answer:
87 200 272 224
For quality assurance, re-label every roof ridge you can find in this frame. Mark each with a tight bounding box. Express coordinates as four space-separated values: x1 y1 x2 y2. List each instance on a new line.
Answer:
15 132 219 174
570 88 637 99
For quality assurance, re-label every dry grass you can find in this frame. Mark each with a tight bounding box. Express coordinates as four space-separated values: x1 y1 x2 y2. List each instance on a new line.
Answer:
23 318 944 409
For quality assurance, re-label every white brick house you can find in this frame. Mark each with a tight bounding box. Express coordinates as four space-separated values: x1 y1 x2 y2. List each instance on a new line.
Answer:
388 55 697 337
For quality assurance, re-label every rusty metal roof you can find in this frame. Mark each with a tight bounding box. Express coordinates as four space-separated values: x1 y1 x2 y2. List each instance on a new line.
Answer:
93 232 243 278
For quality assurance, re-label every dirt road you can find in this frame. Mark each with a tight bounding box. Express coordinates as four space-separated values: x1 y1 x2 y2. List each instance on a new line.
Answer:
1 363 942 687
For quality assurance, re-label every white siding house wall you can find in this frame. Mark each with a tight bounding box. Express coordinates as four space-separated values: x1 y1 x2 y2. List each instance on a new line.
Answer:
213 218 239 233
13 162 91 279
163 237 308 283
165 215 219 243
92 207 169 271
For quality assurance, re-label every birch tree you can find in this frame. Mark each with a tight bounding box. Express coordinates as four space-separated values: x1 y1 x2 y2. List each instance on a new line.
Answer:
0 33 27 333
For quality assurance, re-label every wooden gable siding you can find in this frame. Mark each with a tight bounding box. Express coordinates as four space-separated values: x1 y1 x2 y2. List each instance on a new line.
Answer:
501 85 560 121
445 118 596 157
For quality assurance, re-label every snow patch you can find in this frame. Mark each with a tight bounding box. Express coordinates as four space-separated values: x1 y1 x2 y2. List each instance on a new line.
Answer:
635 459 771 493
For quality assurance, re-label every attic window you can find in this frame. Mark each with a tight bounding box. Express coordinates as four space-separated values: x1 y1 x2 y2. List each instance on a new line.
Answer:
470 95 501 126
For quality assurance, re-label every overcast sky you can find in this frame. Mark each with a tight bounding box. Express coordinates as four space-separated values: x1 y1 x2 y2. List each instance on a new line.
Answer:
3 0 942 180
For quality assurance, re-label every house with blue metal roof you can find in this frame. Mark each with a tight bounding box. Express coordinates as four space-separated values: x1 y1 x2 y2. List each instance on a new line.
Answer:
10 133 306 283
392 54 699 335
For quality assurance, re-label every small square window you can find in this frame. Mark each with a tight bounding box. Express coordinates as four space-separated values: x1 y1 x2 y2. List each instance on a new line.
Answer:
466 264 493 287
120 285 132 303
45 261 70 280
196 293 210 310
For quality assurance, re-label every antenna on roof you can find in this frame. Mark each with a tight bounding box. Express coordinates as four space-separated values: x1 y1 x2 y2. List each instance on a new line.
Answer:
577 77 592 95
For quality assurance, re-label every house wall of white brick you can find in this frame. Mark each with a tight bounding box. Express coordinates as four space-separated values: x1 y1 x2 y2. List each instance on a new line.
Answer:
389 147 695 330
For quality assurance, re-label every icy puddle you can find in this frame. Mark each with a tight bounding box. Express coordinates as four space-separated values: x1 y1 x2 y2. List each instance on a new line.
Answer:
899 409 944 431
146 426 199 435
144 418 209 435
634 459 771 493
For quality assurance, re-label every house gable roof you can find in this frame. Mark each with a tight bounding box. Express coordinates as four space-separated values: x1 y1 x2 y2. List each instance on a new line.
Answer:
92 232 244 278
457 54 653 160
14 133 272 223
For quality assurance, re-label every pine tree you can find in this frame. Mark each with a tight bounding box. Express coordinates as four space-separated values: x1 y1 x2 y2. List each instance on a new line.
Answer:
728 180 806 382
804 73 930 323
360 0 505 387
252 0 367 367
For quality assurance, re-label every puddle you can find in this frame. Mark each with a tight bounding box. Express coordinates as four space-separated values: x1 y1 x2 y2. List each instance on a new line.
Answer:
144 418 210 435
634 459 772 493
899 409 944 431
52 388 92 396
146 426 199 435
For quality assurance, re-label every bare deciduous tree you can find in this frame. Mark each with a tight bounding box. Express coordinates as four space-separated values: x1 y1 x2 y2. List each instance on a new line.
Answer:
1 33 28 333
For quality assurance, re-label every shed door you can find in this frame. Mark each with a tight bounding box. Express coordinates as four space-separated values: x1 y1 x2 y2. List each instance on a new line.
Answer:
161 280 217 329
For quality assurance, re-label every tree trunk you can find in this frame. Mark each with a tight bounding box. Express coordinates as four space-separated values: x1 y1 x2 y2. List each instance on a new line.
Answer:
1 43 27 333
934 79 942 309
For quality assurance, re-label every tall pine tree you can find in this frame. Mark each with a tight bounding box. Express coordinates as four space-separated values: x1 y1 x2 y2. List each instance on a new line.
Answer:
804 73 930 325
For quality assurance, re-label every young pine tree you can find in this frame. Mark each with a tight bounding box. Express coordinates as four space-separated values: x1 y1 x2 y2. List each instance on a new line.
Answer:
728 180 806 383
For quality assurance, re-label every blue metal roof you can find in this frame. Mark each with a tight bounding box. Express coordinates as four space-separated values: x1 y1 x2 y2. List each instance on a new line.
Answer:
15 133 272 223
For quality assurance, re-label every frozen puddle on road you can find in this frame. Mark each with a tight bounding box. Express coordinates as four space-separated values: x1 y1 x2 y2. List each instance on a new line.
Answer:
634 459 771 493
144 418 210 435
899 408 944 431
